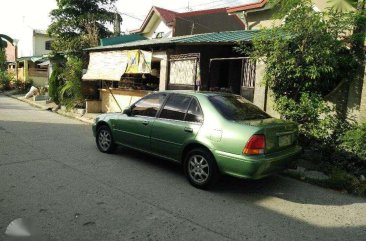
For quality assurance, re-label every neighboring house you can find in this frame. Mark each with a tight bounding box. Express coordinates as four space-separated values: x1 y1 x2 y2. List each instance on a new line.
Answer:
128 6 246 39
226 0 352 30
16 25 53 87
130 6 177 39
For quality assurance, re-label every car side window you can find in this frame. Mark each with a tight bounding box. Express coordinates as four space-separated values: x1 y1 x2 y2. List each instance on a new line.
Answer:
185 98 204 123
132 93 167 117
159 94 192 121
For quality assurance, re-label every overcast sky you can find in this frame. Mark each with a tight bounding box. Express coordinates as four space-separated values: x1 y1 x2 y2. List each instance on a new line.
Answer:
0 0 255 39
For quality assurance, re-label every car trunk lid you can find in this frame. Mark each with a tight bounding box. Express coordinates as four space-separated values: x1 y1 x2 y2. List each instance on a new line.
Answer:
238 118 298 154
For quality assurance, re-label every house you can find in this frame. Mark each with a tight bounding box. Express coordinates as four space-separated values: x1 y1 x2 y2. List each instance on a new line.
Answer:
82 30 257 113
226 0 353 30
227 0 366 123
101 6 246 47
15 25 53 87
130 6 177 39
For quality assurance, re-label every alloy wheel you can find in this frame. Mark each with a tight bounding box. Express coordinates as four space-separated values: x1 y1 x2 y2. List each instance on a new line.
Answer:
98 129 112 151
188 155 210 184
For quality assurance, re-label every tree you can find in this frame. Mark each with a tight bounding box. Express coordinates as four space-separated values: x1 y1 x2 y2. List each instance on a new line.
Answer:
250 0 359 143
47 0 119 108
48 0 120 56
253 0 357 101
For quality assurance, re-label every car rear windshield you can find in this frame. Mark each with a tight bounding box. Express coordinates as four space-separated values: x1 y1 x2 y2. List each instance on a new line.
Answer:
208 95 271 121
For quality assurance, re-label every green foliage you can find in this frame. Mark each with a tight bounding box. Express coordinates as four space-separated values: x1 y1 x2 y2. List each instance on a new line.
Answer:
60 57 84 109
49 62 64 104
0 48 11 90
340 123 366 161
275 93 345 144
253 1 357 101
48 0 119 55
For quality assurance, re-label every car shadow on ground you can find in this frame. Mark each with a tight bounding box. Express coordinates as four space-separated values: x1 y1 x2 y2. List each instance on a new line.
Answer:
114 146 365 207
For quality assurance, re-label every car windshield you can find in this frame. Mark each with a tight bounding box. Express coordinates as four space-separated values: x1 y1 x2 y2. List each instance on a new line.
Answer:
208 95 271 121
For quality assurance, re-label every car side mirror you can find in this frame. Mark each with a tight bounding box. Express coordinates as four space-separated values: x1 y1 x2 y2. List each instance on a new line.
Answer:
123 107 132 116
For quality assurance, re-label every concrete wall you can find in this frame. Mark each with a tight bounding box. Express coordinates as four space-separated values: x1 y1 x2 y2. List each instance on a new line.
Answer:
100 89 148 113
358 70 366 123
17 26 34 58
33 34 52 56
143 18 172 39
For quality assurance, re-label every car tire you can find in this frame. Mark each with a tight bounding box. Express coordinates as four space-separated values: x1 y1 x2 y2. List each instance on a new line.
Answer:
96 125 116 154
184 148 220 189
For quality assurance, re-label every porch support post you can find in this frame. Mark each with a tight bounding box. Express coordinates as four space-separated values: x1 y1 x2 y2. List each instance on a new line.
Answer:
24 60 29 81
159 59 169 91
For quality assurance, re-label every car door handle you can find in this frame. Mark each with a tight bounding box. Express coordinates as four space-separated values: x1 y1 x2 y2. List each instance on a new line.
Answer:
184 127 193 133
142 120 149 126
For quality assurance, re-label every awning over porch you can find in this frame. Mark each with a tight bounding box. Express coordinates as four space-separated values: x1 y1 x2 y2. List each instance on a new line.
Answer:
82 50 153 81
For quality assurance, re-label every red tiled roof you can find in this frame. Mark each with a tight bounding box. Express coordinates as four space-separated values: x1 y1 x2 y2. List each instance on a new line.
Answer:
227 0 269 13
154 6 177 24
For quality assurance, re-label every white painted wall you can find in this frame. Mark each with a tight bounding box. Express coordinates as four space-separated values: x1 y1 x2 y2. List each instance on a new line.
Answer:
16 22 52 58
17 25 34 58
143 19 172 39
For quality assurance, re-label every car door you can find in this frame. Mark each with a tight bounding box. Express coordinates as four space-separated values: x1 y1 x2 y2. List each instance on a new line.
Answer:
151 94 204 161
114 93 167 152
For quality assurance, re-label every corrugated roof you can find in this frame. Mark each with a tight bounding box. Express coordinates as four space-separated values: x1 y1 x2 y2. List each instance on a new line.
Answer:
100 34 147 46
87 30 259 51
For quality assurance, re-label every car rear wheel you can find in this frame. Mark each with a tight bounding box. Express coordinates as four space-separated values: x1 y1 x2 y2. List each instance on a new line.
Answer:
184 148 219 189
96 125 116 153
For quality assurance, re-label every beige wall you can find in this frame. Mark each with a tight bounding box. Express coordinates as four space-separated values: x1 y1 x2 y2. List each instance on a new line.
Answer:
34 34 52 56
358 71 366 123
100 89 148 113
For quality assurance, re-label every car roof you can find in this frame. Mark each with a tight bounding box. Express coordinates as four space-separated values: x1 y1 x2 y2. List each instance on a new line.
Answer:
159 90 235 98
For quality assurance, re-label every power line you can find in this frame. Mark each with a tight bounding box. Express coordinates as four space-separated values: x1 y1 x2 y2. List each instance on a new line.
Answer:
173 0 228 11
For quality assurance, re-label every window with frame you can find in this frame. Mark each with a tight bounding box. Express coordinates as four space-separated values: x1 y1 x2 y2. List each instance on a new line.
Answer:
159 94 192 121
45 40 52 50
185 98 203 123
132 93 167 117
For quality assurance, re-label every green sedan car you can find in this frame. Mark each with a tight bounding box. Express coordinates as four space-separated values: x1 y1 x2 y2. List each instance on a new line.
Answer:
92 91 301 189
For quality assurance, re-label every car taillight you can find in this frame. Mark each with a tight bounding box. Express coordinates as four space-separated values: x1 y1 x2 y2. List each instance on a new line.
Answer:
243 134 266 155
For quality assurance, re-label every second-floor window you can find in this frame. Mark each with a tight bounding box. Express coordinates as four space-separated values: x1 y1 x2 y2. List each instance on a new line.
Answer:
45 41 52 50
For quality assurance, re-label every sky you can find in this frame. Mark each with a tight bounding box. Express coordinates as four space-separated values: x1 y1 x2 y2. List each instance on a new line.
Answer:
0 0 256 39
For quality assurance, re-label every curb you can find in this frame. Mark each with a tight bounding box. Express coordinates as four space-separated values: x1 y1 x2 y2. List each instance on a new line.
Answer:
3 93 95 125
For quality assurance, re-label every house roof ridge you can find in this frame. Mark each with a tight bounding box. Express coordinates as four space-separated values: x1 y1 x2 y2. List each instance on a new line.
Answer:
227 0 269 13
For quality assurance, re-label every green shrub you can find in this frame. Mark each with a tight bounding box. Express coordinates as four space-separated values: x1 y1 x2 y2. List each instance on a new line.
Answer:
60 57 84 109
0 71 13 90
340 123 366 161
275 93 344 145
49 63 63 104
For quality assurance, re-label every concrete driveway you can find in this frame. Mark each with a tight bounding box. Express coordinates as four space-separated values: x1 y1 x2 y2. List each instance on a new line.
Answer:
0 94 365 241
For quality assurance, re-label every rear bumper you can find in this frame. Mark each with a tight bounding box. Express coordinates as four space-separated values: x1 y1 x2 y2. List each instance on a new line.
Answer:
214 145 302 179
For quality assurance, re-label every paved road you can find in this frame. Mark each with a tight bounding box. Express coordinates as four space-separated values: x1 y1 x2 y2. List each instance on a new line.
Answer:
0 94 365 241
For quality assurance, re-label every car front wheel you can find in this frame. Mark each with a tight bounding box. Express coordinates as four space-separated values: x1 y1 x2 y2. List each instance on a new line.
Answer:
96 125 116 153
184 148 219 189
